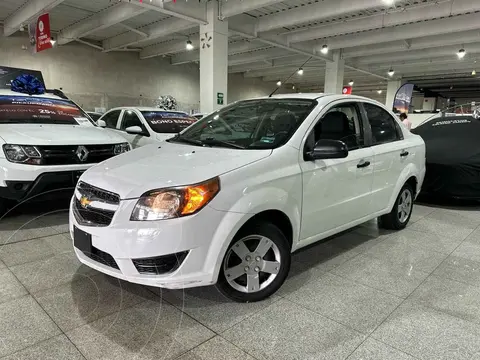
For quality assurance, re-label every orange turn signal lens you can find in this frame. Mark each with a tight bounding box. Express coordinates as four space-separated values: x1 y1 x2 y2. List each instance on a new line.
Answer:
180 177 220 215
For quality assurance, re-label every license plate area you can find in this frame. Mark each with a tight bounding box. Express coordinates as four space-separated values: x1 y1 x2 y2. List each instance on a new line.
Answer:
73 226 92 254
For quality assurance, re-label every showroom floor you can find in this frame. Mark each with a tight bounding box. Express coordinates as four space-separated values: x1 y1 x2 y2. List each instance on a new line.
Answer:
1 202 480 359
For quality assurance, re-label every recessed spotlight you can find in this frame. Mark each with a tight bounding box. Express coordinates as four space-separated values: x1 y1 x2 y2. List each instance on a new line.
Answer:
297 68 304 75
320 44 329 55
457 48 466 59
186 40 194 51
388 68 395 77
348 80 354 86
276 80 282 86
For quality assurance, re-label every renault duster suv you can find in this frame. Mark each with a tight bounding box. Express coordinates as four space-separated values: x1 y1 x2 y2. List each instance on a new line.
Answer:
70 93 425 302
0 89 130 214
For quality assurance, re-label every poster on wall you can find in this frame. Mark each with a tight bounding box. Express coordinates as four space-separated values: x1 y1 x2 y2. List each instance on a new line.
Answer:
342 86 352 95
393 83 414 114
28 13 52 54
0 67 45 90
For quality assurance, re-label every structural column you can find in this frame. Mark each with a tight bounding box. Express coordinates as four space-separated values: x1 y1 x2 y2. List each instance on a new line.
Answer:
385 79 403 111
324 50 344 94
200 1 228 114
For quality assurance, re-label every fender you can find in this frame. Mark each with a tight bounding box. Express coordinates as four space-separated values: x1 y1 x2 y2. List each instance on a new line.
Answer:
206 186 302 283
387 162 421 212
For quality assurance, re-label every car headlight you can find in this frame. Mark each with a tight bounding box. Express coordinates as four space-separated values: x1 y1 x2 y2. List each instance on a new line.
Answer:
114 143 131 155
131 177 220 221
3 144 42 164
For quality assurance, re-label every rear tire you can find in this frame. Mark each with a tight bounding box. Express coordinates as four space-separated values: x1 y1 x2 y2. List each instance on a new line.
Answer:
216 221 291 303
0 198 11 218
380 184 414 230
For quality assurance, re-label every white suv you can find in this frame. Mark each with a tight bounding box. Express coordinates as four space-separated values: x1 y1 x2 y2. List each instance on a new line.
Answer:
70 94 426 302
97 107 197 148
0 89 130 214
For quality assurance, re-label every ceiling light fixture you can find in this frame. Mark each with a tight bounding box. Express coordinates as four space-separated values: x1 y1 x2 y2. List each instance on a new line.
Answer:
320 44 329 55
297 68 304 75
473 70 477 76
388 68 395 77
276 80 282 86
50 37 56 46
382 0 395 5
377 90 383 94
457 48 466 59
348 80 354 86
186 40 194 51
292 85 295 90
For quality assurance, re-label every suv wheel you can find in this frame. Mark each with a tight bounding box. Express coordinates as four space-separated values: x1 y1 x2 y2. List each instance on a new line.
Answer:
216 222 291 303
380 183 414 230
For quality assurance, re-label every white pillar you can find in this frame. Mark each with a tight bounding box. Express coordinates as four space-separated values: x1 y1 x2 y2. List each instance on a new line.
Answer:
385 80 402 111
324 50 344 94
200 1 228 114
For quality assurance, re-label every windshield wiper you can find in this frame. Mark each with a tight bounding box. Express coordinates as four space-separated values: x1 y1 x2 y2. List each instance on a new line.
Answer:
202 138 246 149
168 135 204 146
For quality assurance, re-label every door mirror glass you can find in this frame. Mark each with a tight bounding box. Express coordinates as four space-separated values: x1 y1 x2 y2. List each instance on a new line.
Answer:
307 139 348 160
125 126 144 135
97 119 107 128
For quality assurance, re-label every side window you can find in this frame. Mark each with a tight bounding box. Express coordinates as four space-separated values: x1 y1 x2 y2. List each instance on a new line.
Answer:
121 110 147 134
363 103 400 145
101 110 121 129
311 103 364 151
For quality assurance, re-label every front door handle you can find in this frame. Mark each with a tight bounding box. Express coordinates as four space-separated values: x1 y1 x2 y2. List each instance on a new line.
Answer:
400 150 409 157
357 160 371 168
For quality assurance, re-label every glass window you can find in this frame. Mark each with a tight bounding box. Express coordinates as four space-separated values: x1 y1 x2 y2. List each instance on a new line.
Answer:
313 103 364 151
141 111 197 134
121 110 143 130
364 103 400 145
0 95 94 125
101 110 121 129
170 99 317 149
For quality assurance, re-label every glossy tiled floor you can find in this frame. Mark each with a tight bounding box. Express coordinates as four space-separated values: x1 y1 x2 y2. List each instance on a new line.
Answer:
1 202 480 359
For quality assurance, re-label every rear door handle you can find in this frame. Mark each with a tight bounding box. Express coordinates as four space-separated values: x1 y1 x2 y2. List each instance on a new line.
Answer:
357 160 371 168
400 150 409 157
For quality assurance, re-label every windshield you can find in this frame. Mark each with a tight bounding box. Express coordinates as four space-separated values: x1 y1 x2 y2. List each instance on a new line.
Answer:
0 95 95 126
141 111 197 134
170 98 317 149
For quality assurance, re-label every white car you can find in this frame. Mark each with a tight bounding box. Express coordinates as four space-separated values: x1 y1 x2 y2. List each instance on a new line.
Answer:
70 93 426 302
0 89 130 214
97 107 197 148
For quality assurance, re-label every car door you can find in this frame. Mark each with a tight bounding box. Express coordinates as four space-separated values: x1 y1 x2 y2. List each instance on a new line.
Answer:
361 102 410 213
99 109 122 131
119 109 153 149
299 101 375 241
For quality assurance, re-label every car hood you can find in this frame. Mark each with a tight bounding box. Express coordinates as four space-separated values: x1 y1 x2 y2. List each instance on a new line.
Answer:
0 124 127 145
80 141 272 199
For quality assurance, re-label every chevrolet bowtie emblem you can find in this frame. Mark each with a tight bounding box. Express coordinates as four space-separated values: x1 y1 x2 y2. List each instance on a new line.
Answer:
80 196 92 208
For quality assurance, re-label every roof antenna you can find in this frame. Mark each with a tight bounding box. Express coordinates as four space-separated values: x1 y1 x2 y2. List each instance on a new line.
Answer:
269 56 313 97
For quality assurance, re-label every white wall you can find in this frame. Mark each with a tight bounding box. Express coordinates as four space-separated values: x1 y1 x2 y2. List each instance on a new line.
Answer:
0 34 279 112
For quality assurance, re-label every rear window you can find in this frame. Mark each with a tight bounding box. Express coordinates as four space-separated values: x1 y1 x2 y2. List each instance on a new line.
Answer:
141 111 197 134
0 95 94 126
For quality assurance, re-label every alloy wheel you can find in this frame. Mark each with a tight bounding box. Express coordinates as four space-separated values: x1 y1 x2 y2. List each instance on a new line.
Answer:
397 188 413 223
223 235 281 293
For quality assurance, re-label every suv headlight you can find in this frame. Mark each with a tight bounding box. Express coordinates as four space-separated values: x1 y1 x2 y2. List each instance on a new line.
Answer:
131 177 220 221
3 144 42 164
114 143 131 155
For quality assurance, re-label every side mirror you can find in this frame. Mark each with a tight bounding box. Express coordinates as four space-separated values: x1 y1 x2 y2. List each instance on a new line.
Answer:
306 139 348 160
97 119 107 128
125 126 144 135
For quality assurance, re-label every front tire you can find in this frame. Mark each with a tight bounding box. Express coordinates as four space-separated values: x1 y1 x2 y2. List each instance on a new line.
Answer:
216 221 291 303
380 183 414 230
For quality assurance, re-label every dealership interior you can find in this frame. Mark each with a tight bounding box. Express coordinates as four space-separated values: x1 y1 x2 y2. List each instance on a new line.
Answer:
2 0 480 359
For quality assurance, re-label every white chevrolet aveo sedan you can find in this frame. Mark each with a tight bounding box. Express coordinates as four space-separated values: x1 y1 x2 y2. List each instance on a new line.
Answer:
70 93 426 302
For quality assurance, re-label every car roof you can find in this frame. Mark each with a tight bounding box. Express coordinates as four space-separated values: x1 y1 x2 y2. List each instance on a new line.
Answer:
109 106 188 113
249 93 382 103
0 89 65 100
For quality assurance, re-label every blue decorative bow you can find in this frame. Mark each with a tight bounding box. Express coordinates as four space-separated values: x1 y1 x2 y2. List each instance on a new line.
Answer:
10 74 45 95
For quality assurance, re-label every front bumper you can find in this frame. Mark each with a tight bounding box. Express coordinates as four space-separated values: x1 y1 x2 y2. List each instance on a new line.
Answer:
0 158 94 201
69 197 246 289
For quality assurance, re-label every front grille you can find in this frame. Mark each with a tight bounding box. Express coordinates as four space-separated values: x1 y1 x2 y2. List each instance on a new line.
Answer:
73 197 115 226
77 182 120 204
83 246 119 270
132 251 189 275
38 144 116 165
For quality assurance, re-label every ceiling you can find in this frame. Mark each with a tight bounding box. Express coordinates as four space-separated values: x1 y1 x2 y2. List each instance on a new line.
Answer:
2 0 480 100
